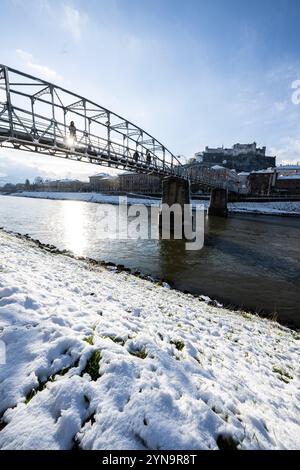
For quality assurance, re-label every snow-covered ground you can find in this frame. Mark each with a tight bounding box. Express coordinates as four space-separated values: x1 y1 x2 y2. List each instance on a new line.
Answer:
9 191 160 207
195 199 300 216
227 200 300 216
0 230 299 450
9 191 300 216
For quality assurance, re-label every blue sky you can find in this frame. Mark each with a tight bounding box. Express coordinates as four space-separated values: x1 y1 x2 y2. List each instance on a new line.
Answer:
1 0 300 183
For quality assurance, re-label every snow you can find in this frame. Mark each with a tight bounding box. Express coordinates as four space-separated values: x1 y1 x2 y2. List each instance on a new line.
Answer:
0 230 299 450
194 199 300 216
278 175 300 180
8 191 300 216
251 168 274 173
276 165 300 171
227 201 300 216
91 172 111 178
9 191 160 207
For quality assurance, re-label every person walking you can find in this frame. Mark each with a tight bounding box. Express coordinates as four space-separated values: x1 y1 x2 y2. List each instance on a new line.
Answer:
69 121 77 140
146 150 151 165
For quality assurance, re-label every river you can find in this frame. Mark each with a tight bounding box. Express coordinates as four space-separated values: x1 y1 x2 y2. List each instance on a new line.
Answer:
0 195 299 327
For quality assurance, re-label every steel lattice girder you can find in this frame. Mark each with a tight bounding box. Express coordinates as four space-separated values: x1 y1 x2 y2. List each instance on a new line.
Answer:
0 64 238 190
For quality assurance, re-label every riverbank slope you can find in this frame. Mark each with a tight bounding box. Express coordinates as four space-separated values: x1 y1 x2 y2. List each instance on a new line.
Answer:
0 230 299 450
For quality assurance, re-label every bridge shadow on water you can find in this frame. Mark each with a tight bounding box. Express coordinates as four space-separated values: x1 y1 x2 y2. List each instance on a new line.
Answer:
157 214 300 327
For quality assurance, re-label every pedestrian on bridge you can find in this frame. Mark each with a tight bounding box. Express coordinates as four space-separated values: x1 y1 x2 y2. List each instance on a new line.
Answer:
133 150 139 162
146 150 151 165
69 121 77 140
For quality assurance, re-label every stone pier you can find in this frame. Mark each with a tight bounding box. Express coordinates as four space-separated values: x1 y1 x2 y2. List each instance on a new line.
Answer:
159 176 191 236
208 188 228 217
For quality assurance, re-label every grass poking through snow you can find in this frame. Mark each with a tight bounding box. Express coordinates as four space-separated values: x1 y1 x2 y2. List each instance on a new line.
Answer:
171 340 185 351
82 350 102 381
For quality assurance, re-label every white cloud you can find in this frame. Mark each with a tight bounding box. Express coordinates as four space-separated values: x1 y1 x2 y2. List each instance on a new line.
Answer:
270 137 300 165
16 49 63 83
62 5 88 41
0 149 119 185
274 101 288 113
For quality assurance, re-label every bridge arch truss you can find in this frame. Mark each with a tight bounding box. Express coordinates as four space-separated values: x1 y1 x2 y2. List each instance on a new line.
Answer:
0 64 185 178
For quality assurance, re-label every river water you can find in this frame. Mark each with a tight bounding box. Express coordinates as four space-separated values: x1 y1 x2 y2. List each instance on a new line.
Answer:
0 195 299 327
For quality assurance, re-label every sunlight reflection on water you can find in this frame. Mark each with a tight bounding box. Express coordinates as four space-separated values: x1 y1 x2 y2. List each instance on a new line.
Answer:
0 195 299 327
61 201 87 256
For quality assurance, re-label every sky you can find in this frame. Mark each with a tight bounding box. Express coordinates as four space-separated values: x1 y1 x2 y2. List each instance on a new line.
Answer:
1 0 300 184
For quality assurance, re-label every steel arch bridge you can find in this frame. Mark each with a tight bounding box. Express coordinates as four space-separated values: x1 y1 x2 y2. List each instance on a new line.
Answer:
0 64 238 191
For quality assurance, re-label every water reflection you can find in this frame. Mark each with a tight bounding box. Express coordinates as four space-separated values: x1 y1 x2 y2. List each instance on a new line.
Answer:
159 238 189 279
61 201 87 256
0 196 299 327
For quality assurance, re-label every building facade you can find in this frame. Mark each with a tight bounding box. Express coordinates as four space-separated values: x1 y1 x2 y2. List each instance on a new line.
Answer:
248 170 276 195
31 179 90 192
247 167 300 195
275 176 300 194
89 172 162 195
118 173 162 195
181 162 247 193
89 174 120 192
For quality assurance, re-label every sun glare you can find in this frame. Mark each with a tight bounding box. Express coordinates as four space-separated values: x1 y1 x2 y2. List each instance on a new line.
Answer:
62 201 87 255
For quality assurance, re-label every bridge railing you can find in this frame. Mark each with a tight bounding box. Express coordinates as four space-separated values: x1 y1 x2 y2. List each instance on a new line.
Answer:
0 106 181 177
0 64 184 177
0 64 237 190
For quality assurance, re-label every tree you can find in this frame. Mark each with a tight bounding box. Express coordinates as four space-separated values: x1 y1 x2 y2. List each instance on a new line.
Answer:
34 176 44 185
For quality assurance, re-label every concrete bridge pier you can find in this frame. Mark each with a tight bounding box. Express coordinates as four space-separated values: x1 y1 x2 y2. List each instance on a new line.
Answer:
208 188 228 217
159 176 191 236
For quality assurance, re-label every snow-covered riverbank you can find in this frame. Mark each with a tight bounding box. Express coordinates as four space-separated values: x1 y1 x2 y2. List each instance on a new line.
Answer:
9 191 160 207
0 230 299 450
228 200 300 216
7 191 300 216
